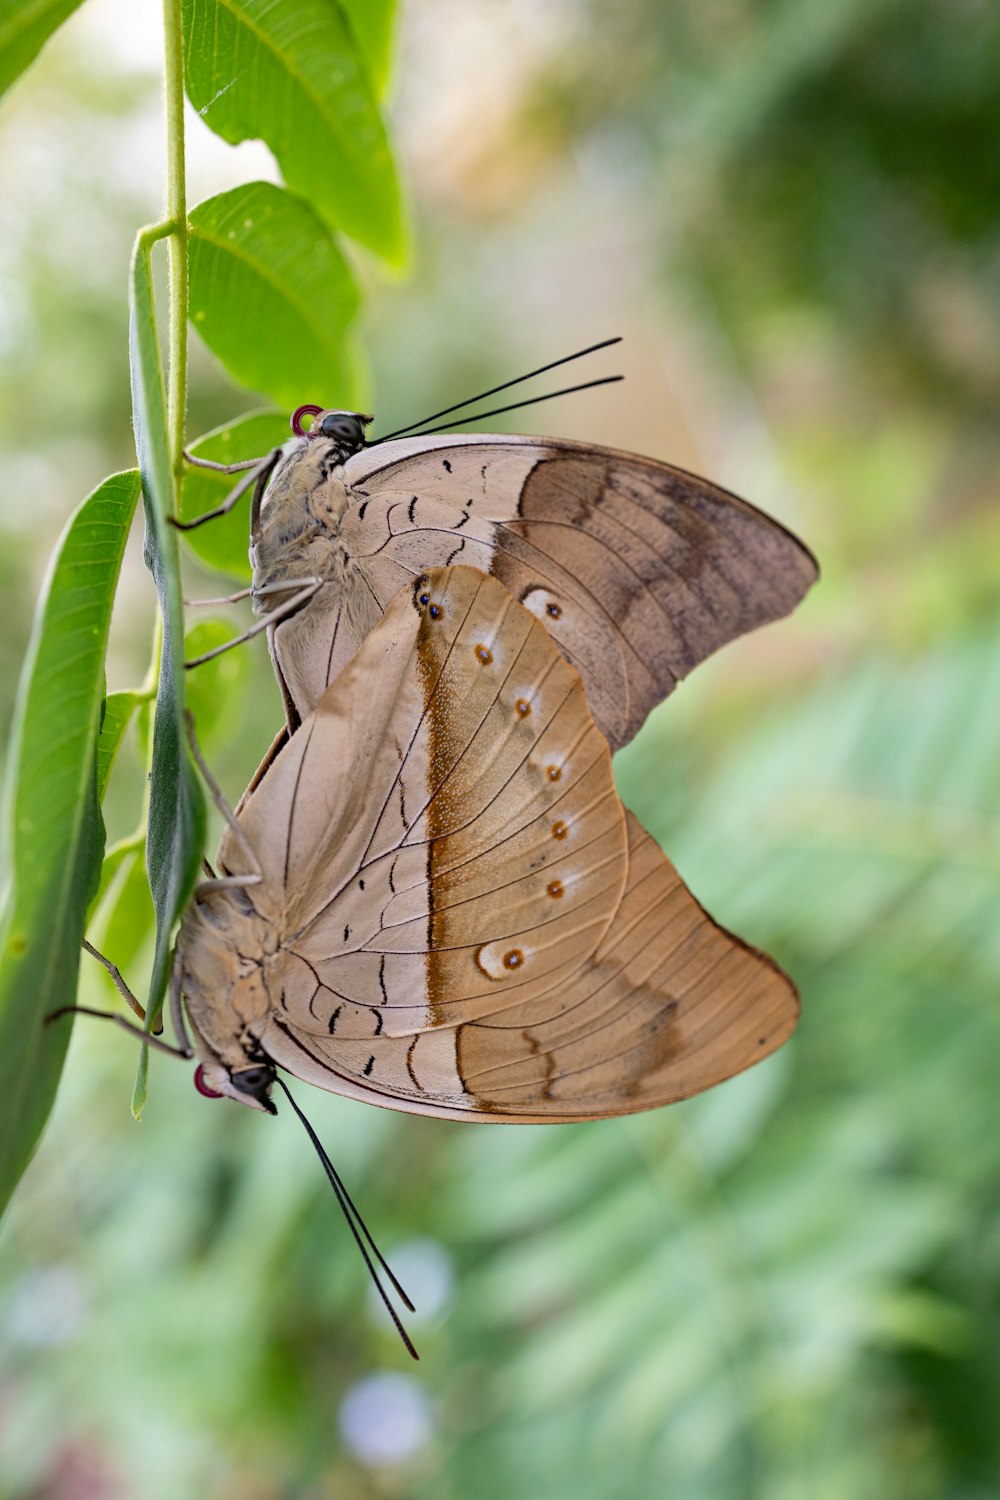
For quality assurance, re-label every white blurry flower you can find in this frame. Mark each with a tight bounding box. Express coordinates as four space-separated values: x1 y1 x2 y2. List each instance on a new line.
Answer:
339 1372 432 1465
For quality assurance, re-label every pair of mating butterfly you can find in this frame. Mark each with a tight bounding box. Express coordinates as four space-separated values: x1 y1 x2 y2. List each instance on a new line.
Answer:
79 342 818 1354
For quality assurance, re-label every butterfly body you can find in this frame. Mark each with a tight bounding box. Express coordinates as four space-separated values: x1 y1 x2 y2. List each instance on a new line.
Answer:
247 415 819 747
181 566 799 1123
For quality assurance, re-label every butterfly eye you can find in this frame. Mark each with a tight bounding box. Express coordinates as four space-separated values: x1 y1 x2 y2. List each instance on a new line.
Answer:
193 1064 223 1099
231 1064 276 1096
318 411 367 447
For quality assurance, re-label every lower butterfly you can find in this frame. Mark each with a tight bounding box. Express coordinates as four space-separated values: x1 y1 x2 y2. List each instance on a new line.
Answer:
174 564 798 1121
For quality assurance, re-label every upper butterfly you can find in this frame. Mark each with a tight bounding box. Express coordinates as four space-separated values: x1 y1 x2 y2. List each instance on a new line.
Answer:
206 406 817 746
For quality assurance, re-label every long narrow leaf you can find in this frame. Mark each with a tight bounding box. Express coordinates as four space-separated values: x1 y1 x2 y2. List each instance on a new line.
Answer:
96 688 143 801
129 228 206 1111
0 468 139 1218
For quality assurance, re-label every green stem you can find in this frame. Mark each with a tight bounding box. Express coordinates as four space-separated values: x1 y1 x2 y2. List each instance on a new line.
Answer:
164 0 187 494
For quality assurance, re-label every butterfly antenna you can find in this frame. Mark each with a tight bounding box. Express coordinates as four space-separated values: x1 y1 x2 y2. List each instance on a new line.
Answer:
373 336 622 443
274 1077 419 1360
387 374 624 441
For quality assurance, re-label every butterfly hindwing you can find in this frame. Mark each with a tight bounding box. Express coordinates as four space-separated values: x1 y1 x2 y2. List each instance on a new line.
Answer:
254 812 798 1122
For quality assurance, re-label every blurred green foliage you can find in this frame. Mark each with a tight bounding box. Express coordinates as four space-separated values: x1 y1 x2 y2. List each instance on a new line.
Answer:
1 0 999 1497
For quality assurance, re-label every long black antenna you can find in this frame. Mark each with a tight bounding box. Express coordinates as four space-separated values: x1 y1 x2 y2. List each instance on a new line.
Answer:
381 374 624 442
373 336 622 443
274 1077 419 1360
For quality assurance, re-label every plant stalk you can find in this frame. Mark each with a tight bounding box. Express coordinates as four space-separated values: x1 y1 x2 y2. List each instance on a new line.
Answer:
163 0 187 496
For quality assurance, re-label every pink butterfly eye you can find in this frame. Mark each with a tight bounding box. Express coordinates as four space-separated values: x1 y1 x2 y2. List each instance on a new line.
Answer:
194 1064 223 1099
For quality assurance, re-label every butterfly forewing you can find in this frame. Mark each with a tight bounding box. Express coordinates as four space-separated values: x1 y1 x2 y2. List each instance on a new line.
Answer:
254 432 818 749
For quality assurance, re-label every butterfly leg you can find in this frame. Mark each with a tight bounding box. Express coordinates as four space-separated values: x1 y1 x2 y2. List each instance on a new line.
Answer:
168 946 194 1058
183 450 266 474
81 939 149 1022
182 711 263 892
47 947 192 1059
170 448 282 532
183 578 323 668
45 1006 193 1059
184 586 254 607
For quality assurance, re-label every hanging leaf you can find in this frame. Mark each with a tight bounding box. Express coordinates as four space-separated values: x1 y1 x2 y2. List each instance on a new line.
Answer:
182 0 406 263
96 688 144 801
189 182 361 408
0 0 88 101
183 618 254 750
340 0 397 96
0 468 139 1219
129 227 206 1111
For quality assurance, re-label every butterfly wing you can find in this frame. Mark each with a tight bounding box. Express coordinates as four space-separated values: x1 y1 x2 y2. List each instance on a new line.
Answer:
223 564 799 1122
257 811 797 1121
223 563 629 1029
262 433 818 749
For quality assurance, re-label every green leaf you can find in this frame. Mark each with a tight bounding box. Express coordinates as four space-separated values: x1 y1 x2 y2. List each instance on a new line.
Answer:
96 689 143 802
189 182 361 408
182 0 406 263
0 468 139 1219
340 0 397 96
0 0 87 101
180 409 290 580
184 618 253 750
129 227 206 1110
89 828 143 919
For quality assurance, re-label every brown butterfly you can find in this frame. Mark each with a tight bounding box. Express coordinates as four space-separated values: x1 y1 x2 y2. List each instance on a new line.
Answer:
180 370 817 745
171 566 799 1121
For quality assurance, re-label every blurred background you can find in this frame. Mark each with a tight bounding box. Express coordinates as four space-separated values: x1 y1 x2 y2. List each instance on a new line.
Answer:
2 0 1000 1495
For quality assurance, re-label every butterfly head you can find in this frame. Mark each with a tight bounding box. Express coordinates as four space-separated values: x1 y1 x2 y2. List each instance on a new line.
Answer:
194 1059 278 1114
290 406 372 457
